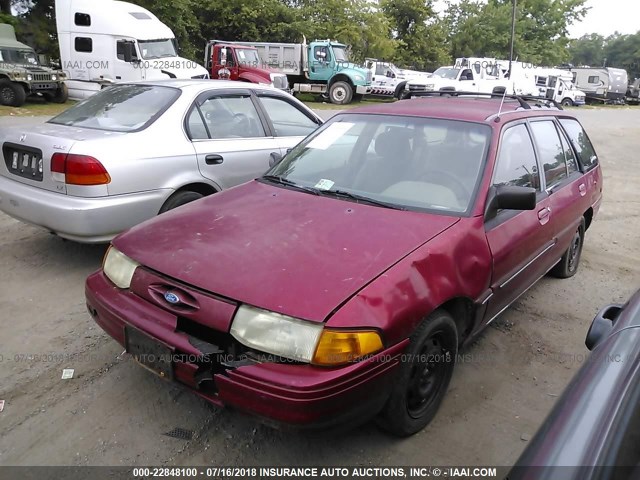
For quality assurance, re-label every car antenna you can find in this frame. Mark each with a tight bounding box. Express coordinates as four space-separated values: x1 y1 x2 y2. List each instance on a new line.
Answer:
495 0 517 123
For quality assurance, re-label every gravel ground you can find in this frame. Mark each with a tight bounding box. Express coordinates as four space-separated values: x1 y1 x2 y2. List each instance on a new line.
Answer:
0 107 639 467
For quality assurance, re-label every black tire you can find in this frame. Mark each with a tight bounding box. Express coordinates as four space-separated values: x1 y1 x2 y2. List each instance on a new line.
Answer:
0 79 27 107
376 309 458 437
394 82 407 99
329 81 353 105
561 98 574 107
352 93 364 102
47 83 69 104
159 191 204 214
550 221 585 278
440 92 453 97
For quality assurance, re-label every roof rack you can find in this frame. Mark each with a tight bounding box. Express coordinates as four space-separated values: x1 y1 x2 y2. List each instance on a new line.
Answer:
405 91 563 110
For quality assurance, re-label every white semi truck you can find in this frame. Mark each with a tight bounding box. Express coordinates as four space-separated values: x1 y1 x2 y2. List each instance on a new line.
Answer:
55 0 208 99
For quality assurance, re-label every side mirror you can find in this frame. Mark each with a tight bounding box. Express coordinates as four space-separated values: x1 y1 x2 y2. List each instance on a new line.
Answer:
269 152 283 167
585 304 622 350
485 185 536 220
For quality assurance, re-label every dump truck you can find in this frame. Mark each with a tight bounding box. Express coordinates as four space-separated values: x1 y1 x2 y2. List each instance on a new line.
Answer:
204 40 289 90
0 24 68 107
230 39 371 104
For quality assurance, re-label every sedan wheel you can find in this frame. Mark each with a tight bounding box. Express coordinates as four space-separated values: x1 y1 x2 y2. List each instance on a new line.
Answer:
551 221 585 278
376 309 458 436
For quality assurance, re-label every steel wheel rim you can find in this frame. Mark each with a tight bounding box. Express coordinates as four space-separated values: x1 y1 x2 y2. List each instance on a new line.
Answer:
1 87 14 103
568 231 582 272
333 86 346 101
406 330 452 418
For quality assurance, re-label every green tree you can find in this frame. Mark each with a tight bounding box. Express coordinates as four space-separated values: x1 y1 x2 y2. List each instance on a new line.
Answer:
383 0 449 71
568 34 606 67
445 0 589 65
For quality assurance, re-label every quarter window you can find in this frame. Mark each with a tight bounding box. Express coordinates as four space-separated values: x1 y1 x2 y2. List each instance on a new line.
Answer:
530 121 568 190
74 13 91 26
74 37 93 53
494 124 540 190
198 95 265 139
559 118 598 170
558 128 579 174
258 96 318 137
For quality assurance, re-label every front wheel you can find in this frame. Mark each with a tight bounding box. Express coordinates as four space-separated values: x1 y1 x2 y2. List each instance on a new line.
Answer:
376 309 458 436
0 79 27 107
329 81 353 105
561 98 574 107
550 221 584 278
48 83 69 104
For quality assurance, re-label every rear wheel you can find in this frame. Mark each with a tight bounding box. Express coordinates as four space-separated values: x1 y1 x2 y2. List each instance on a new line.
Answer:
329 81 353 105
159 191 204 214
376 309 458 436
550 221 584 278
0 80 27 107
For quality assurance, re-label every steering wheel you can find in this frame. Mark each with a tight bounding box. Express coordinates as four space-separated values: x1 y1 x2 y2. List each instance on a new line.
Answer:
419 170 470 203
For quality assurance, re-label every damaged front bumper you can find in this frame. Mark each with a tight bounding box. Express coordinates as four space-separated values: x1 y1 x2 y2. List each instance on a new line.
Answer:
85 269 405 428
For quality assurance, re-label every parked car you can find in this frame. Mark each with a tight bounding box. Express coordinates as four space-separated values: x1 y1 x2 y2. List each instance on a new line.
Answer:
86 95 602 436
510 288 640 479
0 79 323 242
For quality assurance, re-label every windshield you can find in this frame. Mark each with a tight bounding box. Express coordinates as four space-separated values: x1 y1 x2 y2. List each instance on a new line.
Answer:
433 67 460 80
48 85 180 132
236 48 261 67
266 114 490 214
332 46 349 63
0 48 39 66
138 39 177 59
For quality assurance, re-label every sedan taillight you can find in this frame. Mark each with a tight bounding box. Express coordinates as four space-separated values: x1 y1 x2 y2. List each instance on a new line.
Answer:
51 153 111 186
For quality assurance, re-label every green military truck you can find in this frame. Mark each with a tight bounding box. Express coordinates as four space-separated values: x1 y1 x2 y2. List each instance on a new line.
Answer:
0 24 68 107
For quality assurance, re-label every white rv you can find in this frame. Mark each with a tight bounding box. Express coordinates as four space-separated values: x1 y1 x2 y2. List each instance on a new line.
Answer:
532 68 585 106
55 0 208 99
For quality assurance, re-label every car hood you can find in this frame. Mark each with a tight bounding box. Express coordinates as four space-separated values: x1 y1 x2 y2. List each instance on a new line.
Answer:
113 181 459 322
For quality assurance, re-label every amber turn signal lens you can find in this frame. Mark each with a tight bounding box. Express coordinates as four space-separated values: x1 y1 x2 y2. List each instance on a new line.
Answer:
312 330 383 366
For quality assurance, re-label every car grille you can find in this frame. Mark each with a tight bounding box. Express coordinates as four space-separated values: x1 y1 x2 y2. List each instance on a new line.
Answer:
272 75 289 90
32 73 52 82
409 84 426 92
366 70 373 84
2 143 44 182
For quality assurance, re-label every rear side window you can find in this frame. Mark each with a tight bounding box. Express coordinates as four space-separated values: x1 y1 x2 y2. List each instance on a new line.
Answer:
259 96 318 137
588 75 600 84
74 37 92 53
559 118 598 170
529 120 567 190
493 124 540 190
558 127 579 174
74 13 91 26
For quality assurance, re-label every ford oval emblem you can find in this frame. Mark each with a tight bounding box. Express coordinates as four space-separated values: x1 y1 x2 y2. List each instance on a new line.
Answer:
164 292 180 304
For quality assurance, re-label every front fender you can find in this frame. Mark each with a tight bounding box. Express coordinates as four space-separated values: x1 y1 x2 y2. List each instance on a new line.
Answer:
332 68 369 86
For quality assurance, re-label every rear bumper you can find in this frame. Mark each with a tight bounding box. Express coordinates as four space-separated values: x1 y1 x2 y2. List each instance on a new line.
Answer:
0 175 169 243
85 270 406 428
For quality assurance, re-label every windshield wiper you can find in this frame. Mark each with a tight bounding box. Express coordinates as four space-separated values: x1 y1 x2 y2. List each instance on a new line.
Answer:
319 189 406 210
261 175 320 195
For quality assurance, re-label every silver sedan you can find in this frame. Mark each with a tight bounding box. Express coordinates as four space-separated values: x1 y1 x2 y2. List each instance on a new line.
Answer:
0 80 323 242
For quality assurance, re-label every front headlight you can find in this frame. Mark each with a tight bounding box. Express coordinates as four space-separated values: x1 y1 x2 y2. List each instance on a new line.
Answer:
230 305 384 365
231 305 323 362
103 246 139 289
27 74 33 81
51 74 57 81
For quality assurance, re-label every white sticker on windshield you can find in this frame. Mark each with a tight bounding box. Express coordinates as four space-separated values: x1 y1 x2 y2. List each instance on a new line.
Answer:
306 122 354 150
315 179 335 190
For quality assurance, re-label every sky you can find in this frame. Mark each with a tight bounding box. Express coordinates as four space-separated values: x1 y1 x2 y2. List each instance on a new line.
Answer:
434 0 640 39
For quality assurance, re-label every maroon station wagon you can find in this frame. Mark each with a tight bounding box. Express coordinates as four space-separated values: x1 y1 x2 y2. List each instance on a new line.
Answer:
85 95 602 436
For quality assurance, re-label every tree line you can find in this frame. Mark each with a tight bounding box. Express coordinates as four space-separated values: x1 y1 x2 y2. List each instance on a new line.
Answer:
1 0 637 78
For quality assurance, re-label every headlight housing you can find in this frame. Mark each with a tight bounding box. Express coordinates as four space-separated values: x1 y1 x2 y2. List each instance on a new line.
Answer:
51 74 57 81
354 74 364 82
103 246 139 289
230 305 384 365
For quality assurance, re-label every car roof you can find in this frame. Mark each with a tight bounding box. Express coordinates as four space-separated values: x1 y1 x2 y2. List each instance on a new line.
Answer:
130 79 282 93
345 97 570 124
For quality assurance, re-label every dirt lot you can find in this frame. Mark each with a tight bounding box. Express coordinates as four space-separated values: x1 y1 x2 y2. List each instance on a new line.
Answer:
0 108 639 468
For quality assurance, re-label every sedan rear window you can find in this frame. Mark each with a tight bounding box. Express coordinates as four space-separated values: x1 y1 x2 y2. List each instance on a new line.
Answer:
48 85 180 132
267 114 491 215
